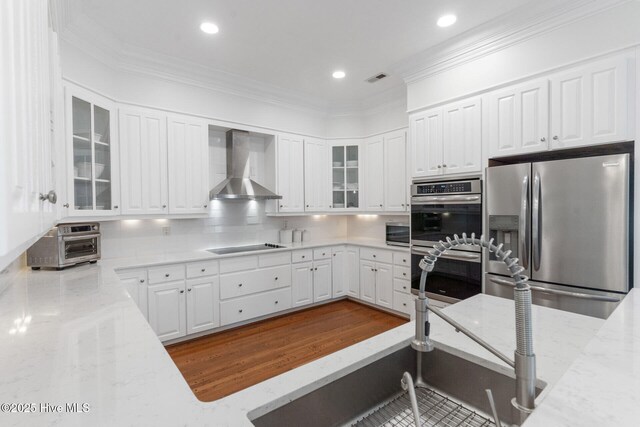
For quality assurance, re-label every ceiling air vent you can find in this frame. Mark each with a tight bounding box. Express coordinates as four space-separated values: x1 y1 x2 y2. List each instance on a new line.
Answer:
366 73 388 83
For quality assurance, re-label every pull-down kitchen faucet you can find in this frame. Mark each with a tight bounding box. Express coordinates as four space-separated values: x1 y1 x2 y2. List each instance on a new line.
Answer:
411 233 536 426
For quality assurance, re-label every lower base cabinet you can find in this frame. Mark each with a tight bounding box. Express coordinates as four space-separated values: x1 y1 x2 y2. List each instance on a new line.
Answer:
148 280 186 342
313 259 332 302
220 287 292 326
292 262 313 307
186 277 220 334
393 290 415 317
117 269 148 319
346 247 360 298
359 260 376 303
359 260 393 308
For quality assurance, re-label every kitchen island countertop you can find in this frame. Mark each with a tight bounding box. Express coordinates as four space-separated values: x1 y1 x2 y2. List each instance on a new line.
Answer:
0 242 635 426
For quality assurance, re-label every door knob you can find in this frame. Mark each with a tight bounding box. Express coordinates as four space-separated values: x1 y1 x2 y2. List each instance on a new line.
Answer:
39 190 57 204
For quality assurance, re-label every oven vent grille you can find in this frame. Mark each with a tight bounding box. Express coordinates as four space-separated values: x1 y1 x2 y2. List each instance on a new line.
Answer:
366 73 388 83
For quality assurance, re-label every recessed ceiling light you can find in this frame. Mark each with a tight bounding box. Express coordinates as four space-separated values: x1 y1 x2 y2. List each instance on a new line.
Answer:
200 22 219 34
332 70 346 79
437 14 457 28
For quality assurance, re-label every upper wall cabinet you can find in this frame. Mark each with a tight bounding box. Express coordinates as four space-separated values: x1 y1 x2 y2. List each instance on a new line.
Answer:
549 56 631 150
167 114 209 214
488 79 549 158
64 85 120 216
383 130 409 212
119 107 168 215
277 134 305 213
330 140 362 210
364 135 384 211
304 137 328 211
410 98 482 179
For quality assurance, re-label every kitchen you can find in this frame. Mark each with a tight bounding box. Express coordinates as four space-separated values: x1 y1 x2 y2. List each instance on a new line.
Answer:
1 0 640 426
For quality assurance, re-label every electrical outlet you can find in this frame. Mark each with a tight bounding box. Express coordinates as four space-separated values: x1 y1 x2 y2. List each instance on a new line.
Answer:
162 226 171 236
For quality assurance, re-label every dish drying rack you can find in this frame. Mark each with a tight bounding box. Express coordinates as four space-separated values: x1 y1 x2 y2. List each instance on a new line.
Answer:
351 386 495 427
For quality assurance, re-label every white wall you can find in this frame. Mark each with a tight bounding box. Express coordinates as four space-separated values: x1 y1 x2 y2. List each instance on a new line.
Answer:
407 1 640 111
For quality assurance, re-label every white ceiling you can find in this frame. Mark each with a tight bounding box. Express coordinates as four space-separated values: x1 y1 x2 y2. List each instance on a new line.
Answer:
67 0 557 108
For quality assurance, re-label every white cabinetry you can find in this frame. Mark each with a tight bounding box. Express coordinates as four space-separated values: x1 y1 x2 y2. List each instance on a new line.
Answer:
359 260 376 303
277 134 305 212
383 130 408 212
304 137 329 211
330 141 362 210
313 259 332 302
119 107 168 215
0 0 59 261
346 246 360 298
374 263 393 309
410 108 442 178
331 246 346 297
167 114 208 214
117 269 148 319
65 85 120 216
186 277 219 334
488 79 549 158
148 281 186 342
292 262 314 307
364 135 384 211
550 56 631 150
359 248 394 308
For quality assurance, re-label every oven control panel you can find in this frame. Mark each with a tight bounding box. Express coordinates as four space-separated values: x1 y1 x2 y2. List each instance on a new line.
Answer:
414 181 474 195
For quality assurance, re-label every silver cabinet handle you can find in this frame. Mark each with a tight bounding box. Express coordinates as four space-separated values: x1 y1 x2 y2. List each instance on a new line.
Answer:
201 268 206 272
402 272 407 277
139 279 145 283
179 290 184 294
437 165 442 169
239 309 243 313
373 254 376 258
553 136 559 140
532 171 541 271
275 300 279 304
163 204 167 208
520 174 529 270
63 203 70 208
488 277 621 302
165 274 170 278
274 276 278 281
113 205 119 209
238 283 243 287
442 164 447 168
39 190 57 204
187 288 192 292
540 137 546 142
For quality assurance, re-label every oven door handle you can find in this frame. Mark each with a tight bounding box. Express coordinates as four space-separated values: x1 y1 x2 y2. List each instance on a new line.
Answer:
488 277 621 302
412 247 481 263
412 195 481 204
62 234 101 242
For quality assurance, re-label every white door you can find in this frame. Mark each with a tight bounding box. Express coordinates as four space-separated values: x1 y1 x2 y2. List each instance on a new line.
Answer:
346 247 360 298
383 130 408 212
331 246 346 297
277 134 305 212
359 260 376 304
410 108 443 178
167 115 208 214
116 269 148 319
148 281 186 342
443 98 482 175
292 262 313 307
119 108 168 215
550 56 630 149
364 135 384 211
313 260 332 302
304 138 328 211
375 263 393 309
186 277 219 335
488 79 549 158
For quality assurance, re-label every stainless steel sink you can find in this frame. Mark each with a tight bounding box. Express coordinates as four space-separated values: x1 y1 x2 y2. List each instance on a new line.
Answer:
206 243 284 255
251 345 545 427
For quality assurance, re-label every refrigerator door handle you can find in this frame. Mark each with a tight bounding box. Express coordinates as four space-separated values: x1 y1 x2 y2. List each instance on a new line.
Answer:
532 171 541 271
520 175 529 270
487 276 621 302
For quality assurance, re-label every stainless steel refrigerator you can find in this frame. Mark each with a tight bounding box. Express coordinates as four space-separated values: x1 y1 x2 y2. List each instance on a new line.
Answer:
485 153 630 318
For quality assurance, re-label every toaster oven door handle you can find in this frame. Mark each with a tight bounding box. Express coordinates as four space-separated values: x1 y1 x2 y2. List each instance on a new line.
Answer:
61 234 101 242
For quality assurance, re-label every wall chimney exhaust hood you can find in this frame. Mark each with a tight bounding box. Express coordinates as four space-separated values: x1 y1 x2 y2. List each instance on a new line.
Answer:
209 130 282 200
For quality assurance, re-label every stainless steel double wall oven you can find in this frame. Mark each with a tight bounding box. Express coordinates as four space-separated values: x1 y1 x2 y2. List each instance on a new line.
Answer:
410 178 482 303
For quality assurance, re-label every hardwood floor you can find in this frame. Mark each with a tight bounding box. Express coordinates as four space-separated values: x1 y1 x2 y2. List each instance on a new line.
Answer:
165 300 407 401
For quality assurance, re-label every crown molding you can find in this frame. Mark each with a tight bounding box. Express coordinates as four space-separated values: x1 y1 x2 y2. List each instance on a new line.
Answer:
392 0 632 85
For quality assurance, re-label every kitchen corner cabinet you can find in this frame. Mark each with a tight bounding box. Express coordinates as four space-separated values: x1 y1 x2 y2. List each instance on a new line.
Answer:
549 56 631 150
119 107 169 215
167 114 209 214
277 134 305 212
304 137 329 211
410 98 482 179
64 85 120 216
488 79 550 158
329 141 362 210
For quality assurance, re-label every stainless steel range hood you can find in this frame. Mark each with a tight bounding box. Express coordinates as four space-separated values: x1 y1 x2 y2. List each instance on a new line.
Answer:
209 130 282 200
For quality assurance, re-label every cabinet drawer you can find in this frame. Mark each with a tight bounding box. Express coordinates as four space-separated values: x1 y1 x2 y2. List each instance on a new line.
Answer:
393 291 414 316
220 265 291 300
292 249 313 263
394 266 410 280
313 247 331 260
393 278 411 294
186 260 219 278
259 251 291 268
148 264 185 284
360 248 393 264
220 287 292 326
219 256 258 274
393 252 410 267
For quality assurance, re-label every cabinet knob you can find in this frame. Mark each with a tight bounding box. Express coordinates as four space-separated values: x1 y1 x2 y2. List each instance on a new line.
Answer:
139 279 145 283
315 267 318 271
163 204 167 208
375 268 378 272
403 286 407 290
204 205 207 208
371 268 374 271
379 204 382 207
275 300 279 304
63 203 69 208
403 303 407 307
275 276 278 281
306 205 309 208
333 253 336 256
201 268 206 272
188 288 192 292
322 252 325 256
442 164 447 168
553 135 559 140
301 255 305 259
403 272 407 276
403 259 406 263
113 205 119 209
280 204 283 208
373 254 376 258
238 283 243 287
329 205 332 208
179 290 184 294
165 273 170 278
39 190 57 204
437 165 442 169
310 268 314 271
540 137 546 142
239 309 243 313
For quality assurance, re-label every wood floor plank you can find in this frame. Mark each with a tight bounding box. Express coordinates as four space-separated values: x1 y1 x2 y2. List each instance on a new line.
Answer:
165 300 407 401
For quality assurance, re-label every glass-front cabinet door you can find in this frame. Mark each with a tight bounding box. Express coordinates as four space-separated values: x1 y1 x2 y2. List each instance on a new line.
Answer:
330 141 361 210
65 85 119 216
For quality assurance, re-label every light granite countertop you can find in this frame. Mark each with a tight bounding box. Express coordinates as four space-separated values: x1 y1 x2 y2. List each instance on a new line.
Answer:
0 238 634 426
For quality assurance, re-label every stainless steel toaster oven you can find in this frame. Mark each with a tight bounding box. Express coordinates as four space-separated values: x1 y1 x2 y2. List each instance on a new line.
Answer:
27 223 101 270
